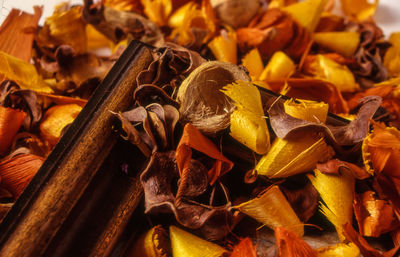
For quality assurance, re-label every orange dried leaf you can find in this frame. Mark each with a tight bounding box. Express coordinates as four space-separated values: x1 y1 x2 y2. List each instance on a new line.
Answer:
275 226 317 257
353 191 398 237
40 104 82 146
176 123 233 185
235 185 304 236
313 31 360 57
0 106 26 155
0 154 44 199
0 6 42 61
231 238 258 257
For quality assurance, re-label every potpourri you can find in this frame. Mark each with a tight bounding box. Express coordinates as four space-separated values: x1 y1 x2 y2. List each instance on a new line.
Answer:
1 0 400 256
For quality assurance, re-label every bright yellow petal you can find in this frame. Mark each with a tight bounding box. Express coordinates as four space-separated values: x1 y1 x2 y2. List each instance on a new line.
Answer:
0 51 53 93
170 226 227 257
168 2 197 28
308 169 355 242
241 48 264 81
317 243 360 257
141 0 172 26
235 185 304 236
284 99 329 123
340 0 378 21
86 24 114 51
384 33 400 77
259 51 295 81
284 0 328 31
208 28 237 64
128 225 169 257
313 32 360 57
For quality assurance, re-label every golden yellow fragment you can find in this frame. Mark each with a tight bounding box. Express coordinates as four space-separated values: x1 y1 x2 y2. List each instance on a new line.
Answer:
208 28 237 64
284 99 329 123
86 24 114 51
141 0 172 27
242 48 264 80
308 169 355 242
0 51 53 93
259 51 295 81
169 226 227 257
168 2 197 28
340 0 378 22
268 0 297 9
313 32 360 57
40 104 82 146
103 0 142 12
317 243 360 257
222 81 270 154
256 133 334 178
45 5 87 53
128 225 169 257
235 185 304 236
256 99 333 178
308 55 359 92
384 32 400 77
284 0 328 31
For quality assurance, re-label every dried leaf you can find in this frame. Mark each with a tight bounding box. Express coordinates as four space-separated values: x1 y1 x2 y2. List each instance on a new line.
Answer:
208 28 237 64
169 226 228 257
0 154 44 199
317 243 360 257
39 104 82 146
308 169 355 241
221 81 270 154
231 238 258 257
313 32 360 58
126 225 170 257
235 185 304 236
283 0 327 32
353 191 399 237
177 61 249 134
316 159 370 179
259 51 295 81
275 226 317 257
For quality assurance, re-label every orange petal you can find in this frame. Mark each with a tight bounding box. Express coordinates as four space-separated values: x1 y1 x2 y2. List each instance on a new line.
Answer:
231 238 258 257
0 154 44 199
176 123 233 185
0 106 26 155
275 227 317 257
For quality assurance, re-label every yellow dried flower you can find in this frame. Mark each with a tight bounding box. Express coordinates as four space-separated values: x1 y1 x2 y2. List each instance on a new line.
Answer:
313 32 360 58
259 51 295 81
208 28 237 64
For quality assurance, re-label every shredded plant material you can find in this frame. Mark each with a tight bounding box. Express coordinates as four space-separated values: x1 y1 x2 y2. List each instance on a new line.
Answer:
3 0 400 256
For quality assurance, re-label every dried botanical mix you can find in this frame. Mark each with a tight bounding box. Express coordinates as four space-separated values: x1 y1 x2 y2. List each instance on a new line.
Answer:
2 0 400 256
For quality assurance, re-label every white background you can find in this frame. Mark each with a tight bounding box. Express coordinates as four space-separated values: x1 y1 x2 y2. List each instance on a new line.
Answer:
0 0 399 37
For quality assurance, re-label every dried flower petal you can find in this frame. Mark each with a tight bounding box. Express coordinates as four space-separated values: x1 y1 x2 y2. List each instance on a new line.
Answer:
0 154 44 199
316 159 370 180
241 48 264 80
313 32 360 58
126 225 170 257
0 106 26 155
39 104 82 146
141 0 172 26
340 0 378 22
308 169 355 241
353 191 399 237
169 226 228 257
230 238 258 257
259 51 295 81
208 28 237 64
177 61 249 134
222 81 270 154
317 243 360 257
275 226 317 257
235 185 304 236
283 0 327 32
383 32 400 77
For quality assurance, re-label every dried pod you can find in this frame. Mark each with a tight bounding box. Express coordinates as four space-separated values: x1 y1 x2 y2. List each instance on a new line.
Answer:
317 243 360 257
0 106 26 155
210 0 261 29
169 225 228 257
235 185 304 236
177 61 250 134
40 104 82 146
0 154 44 199
308 169 355 242
126 225 170 257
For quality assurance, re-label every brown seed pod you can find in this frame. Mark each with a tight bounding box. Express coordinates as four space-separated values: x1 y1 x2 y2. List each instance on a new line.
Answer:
177 61 250 135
